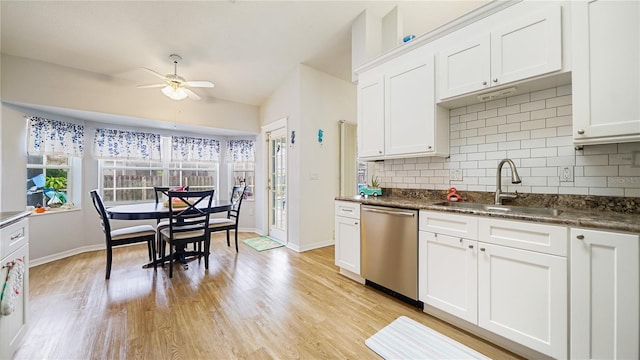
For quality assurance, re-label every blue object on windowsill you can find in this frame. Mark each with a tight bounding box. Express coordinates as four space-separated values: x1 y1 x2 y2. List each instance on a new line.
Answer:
403 35 416 43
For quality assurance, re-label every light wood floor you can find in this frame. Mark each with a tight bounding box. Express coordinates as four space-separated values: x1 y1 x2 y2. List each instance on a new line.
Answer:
15 232 523 359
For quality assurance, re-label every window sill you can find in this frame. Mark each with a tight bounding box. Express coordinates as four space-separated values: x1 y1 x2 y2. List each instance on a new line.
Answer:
30 207 82 216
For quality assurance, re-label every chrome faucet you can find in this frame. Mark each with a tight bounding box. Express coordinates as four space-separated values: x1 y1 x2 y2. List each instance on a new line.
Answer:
495 158 522 205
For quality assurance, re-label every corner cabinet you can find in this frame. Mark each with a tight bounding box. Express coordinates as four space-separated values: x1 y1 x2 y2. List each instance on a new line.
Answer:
438 4 562 100
334 201 361 277
570 228 639 359
358 46 449 161
572 0 640 145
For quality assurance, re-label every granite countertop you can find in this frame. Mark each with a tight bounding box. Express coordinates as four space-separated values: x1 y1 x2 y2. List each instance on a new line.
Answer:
336 195 640 234
0 211 32 228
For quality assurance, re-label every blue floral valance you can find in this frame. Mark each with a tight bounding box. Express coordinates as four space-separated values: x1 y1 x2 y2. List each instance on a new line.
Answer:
27 116 84 157
93 128 162 160
171 136 220 162
225 140 255 163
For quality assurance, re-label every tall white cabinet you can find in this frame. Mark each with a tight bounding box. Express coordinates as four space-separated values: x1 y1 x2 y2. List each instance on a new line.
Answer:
572 0 640 145
570 228 640 359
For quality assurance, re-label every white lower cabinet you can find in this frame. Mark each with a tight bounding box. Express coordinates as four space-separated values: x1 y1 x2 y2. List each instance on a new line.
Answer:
477 242 567 358
570 228 640 359
419 211 567 358
334 201 361 275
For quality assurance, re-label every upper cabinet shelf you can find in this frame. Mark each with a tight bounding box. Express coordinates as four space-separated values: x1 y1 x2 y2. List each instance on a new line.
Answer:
571 0 640 145
438 5 562 101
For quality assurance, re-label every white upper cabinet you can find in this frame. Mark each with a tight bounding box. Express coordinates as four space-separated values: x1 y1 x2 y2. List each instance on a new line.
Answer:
357 71 385 158
439 5 562 100
572 0 640 145
358 47 448 160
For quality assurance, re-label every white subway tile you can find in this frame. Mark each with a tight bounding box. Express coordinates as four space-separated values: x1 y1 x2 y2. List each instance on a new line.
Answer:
531 126 556 138
478 143 498 152
417 157 432 163
507 93 531 105
395 170 408 176
547 115 572 127
450 123 467 132
429 177 446 184
407 170 420 177
478 108 498 119
467 136 487 145
617 142 640 153
531 166 557 176
450 115 461 124
608 153 632 165
521 119 546 130
450 131 460 139
449 153 467 162
420 170 435 177
520 100 546 112
559 187 589 195
498 104 521 116
467 103 486 113
548 177 560 187
609 177 640 188
583 143 618 155
460 129 478 138
450 138 468 146
619 165 640 176
450 107 467 116
584 166 618 176
467 119 486 129
498 123 521 133
577 154 609 166
392 164 404 171
435 170 450 177
402 164 416 171
507 131 531 141
466 169 486 177
531 108 557 120
522 158 547 167
531 147 557 157
404 158 417 164
557 84 572 96
574 166 584 177
557 146 576 156
479 177 495 185
575 177 607 187
546 95 572 108
507 149 531 158
531 88 557 101
468 185 489 192
416 177 430 184
416 163 431 170
486 116 507 126
590 187 625 196
461 113 479 122
507 112 531 123
625 189 640 197
531 187 559 194
546 136 572 147
431 157 446 163
557 125 573 136
429 162 445 170
393 159 406 165
485 134 507 143
485 98 507 110
547 156 576 166
460 161 478 169
522 138 547 149
460 144 478 153
479 160 499 168
468 152 486 161
478 126 498 136
485 151 508 160
557 105 572 116
403 177 416 184
498 141 521 150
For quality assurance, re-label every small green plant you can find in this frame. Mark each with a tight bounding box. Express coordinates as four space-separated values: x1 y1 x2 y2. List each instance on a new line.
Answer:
369 175 380 189
45 176 67 191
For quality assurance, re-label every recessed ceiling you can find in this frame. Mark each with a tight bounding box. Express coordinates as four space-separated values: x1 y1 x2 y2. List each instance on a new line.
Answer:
1 1 487 107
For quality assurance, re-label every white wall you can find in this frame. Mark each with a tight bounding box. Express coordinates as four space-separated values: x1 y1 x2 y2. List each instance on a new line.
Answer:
376 85 640 197
258 64 356 252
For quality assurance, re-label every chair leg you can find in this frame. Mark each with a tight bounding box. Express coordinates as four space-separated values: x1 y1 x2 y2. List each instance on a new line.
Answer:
226 230 230 247
204 239 210 269
234 229 239 252
150 238 157 270
168 242 174 278
106 247 113 280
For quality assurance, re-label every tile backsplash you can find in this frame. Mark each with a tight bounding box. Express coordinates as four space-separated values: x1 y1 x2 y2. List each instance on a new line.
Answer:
374 85 640 197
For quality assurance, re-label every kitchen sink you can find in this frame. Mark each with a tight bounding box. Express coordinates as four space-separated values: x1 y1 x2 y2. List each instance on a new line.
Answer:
432 201 563 217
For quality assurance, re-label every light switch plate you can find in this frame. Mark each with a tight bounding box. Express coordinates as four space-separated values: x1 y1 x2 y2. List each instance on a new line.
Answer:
450 169 463 181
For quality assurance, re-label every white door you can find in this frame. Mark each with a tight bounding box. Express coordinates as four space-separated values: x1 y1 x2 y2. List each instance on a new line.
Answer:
570 228 640 359
268 128 287 243
357 71 385 159
385 50 436 156
477 242 567 358
438 34 490 99
334 216 360 274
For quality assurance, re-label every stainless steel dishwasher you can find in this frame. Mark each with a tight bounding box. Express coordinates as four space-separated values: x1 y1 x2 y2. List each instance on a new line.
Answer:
361 205 420 307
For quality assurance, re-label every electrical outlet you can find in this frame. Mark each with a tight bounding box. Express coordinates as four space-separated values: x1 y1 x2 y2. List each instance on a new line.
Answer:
560 166 573 182
450 169 463 181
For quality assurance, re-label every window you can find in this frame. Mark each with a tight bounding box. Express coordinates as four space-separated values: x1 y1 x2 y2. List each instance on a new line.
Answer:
26 116 84 209
225 139 255 200
231 162 255 200
99 137 219 203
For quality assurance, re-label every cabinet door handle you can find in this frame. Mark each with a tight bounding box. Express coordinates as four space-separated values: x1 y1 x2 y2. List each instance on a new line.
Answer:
354 222 358 225
576 235 584 240
493 78 498 83
577 129 585 135
480 247 486 252
427 145 432 150
468 245 474 249
378 150 383 154
482 81 487 86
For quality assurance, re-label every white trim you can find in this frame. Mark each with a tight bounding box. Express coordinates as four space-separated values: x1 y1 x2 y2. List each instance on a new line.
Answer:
30 244 105 267
287 239 334 253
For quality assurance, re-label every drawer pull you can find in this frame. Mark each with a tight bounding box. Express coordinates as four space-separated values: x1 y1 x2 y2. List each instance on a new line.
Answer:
10 232 23 241
576 235 584 240
468 245 474 249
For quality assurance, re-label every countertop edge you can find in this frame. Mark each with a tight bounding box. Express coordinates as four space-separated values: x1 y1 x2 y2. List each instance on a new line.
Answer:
0 211 32 228
335 196 640 234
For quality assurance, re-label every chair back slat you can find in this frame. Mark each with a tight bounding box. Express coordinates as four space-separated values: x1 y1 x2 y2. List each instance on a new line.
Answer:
228 186 247 220
90 190 111 236
167 189 215 239
154 185 190 204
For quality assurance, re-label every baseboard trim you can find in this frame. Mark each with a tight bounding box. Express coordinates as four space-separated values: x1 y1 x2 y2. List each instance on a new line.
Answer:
30 244 105 267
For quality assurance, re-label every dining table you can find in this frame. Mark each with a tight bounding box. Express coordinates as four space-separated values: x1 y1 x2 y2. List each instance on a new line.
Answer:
106 199 233 269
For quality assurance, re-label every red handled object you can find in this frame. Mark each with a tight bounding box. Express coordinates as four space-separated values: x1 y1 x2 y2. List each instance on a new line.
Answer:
446 187 462 202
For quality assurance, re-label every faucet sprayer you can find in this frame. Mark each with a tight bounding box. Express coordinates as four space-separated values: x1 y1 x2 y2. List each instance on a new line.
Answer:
495 159 521 205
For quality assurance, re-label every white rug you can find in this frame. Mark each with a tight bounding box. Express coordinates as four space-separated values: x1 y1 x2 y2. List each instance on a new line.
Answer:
365 316 491 360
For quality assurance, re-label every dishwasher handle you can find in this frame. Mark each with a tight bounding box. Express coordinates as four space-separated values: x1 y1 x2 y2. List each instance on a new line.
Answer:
362 207 415 217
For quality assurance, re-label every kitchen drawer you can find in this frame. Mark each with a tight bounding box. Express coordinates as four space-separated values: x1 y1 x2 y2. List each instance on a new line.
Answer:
420 211 478 240
479 218 567 256
335 201 360 220
1 218 29 259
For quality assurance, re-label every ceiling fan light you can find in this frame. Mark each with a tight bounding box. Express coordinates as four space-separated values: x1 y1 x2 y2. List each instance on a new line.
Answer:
161 85 188 100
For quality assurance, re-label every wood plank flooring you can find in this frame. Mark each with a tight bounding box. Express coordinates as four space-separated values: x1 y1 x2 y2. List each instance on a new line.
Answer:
14 232 523 359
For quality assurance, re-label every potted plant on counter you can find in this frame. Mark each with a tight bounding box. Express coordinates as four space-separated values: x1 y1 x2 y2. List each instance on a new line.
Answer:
44 176 67 208
359 175 382 197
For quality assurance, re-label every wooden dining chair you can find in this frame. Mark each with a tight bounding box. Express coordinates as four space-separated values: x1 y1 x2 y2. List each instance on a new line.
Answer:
154 186 190 253
208 186 247 252
159 189 215 278
89 190 157 279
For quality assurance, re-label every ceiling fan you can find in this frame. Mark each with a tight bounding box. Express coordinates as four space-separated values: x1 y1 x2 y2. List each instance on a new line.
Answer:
137 54 214 101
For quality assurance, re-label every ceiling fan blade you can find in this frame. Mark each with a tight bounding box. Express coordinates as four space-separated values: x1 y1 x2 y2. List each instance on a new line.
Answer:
186 80 215 88
137 83 166 88
184 88 201 100
140 67 168 80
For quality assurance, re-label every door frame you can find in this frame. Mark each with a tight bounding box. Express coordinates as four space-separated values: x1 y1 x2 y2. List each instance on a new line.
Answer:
261 117 288 244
